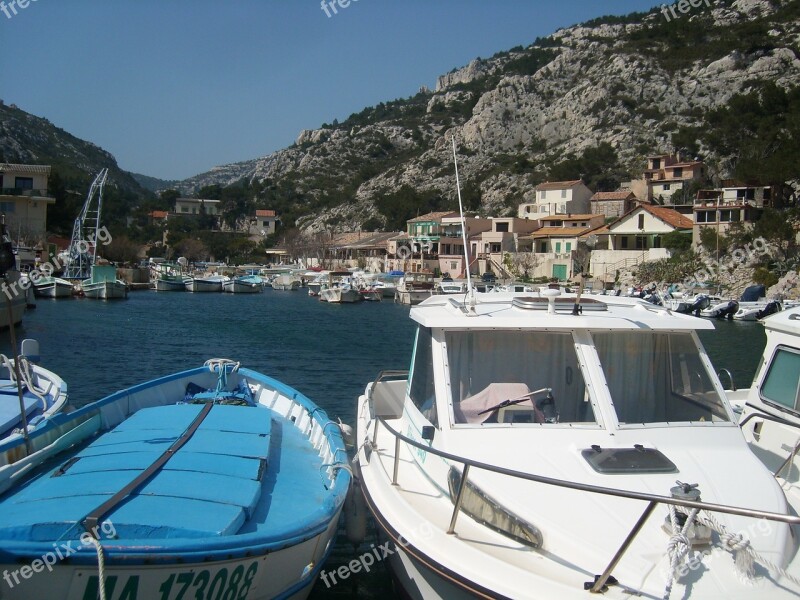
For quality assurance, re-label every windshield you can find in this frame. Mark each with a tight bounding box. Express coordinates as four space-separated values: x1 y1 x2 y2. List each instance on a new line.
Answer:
446 330 597 426
593 331 730 425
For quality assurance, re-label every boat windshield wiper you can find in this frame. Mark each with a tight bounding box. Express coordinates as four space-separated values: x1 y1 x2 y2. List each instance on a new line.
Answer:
477 387 553 416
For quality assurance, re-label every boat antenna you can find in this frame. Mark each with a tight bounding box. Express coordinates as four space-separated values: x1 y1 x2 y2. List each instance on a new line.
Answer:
450 135 477 312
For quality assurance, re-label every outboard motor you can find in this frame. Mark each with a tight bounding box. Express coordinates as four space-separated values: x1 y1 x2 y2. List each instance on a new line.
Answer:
691 294 710 316
756 300 782 320
717 300 739 320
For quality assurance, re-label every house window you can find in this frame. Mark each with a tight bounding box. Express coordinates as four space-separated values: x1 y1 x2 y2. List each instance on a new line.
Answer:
720 210 740 223
663 184 671 191
565 242 572 253
181 207 189 213
15 177 33 190
0 202 15 213
495 222 509 232
451 262 458 270
555 242 562 253
621 237 629 249
673 167 683 178
490 243 501 253
561 189 567 199
638 214 645 230
652 158 661 169
636 236 647 250
539 242 546 253
653 236 661 249
540 191 546 200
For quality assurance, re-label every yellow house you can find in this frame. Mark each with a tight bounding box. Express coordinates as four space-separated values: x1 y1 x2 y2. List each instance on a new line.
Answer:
0 163 55 242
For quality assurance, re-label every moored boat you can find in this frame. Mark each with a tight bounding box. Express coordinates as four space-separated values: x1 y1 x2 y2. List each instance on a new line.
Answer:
319 271 360 303
81 265 128 300
0 339 68 444
394 271 434 305
0 359 350 599
356 289 800 599
31 276 73 299
222 275 263 293
185 275 226 293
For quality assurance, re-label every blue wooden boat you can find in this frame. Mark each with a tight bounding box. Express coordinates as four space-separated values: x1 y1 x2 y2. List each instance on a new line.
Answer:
0 359 350 599
0 340 68 445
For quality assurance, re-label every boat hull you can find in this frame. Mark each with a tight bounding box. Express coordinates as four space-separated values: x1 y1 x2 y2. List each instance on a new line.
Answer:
82 280 128 299
395 289 432 305
319 287 360 303
32 278 73 298
0 364 350 600
223 280 263 293
185 278 223 293
155 278 187 292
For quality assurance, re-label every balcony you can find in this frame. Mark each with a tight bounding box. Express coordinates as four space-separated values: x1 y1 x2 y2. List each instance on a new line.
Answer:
0 188 52 198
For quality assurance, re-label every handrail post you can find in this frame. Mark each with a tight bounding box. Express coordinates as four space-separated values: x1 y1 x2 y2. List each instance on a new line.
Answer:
371 417 380 446
775 438 800 479
590 501 658 593
392 435 401 486
447 464 471 534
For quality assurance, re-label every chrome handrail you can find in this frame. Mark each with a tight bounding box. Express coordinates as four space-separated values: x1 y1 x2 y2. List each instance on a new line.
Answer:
717 368 736 391
370 414 800 594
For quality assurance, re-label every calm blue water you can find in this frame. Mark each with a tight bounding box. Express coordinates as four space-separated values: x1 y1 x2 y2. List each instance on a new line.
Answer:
0 290 766 598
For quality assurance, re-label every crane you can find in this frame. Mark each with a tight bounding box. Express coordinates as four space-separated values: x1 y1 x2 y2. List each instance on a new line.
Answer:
63 169 108 280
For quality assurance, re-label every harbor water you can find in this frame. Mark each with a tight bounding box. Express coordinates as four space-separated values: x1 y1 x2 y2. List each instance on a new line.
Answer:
0 290 767 598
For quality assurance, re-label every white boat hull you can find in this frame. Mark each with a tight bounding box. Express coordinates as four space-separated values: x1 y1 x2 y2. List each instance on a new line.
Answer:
395 289 432 305
82 280 128 299
185 278 223 293
32 278 73 298
155 278 187 292
319 287 360 303
223 280 262 293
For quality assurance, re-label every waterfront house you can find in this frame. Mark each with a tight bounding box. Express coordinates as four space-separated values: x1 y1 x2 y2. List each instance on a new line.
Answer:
247 209 279 238
692 182 771 246
590 190 638 220
518 180 593 218
0 163 55 243
641 154 706 209
521 214 605 281
174 197 221 216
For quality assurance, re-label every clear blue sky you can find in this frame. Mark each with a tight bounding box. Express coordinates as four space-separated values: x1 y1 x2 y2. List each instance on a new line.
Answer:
1 1 664 181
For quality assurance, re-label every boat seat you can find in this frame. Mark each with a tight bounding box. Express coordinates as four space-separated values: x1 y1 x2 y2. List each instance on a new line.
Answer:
0 383 39 435
454 383 535 424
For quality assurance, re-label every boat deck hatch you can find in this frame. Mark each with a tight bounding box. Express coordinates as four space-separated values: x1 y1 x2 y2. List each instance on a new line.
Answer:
581 445 677 474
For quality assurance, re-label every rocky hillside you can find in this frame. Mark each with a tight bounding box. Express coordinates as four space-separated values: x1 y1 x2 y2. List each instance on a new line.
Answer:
178 0 800 233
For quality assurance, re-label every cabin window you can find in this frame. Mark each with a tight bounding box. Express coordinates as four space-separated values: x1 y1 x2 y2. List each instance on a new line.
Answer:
446 330 596 426
409 326 438 426
760 346 800 413
593 331 730 425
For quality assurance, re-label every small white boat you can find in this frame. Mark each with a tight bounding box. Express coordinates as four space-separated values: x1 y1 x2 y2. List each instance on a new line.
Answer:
434 279 466 295
271 274 301 291
395 271 434 305
307 272 329 297
0 339 68 444
223 275 263 293
31 276 73 299
733 299 783 321
0 359 350 599
319 271 361 303
356 290 800 599
699 298 740 319
81 265 128 300
185 275 225 293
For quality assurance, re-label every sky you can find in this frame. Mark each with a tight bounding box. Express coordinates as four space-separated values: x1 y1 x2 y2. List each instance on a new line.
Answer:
0 1 665 181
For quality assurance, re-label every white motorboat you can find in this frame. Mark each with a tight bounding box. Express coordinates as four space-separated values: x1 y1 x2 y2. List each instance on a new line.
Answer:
222 275 263 293
355 289 800 599
727 306 800 516
319 271 360 303
31 276 73 299
185 275 225 292
307 271 329 297
699 298 740 319
394 271 434 305
271 273 301 291
733 299 783 321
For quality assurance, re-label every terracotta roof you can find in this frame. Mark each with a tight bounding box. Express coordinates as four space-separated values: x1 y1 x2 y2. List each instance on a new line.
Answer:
530 226 593 238
0 163 51 175
408 211 458 223
149 210 168 219
642 205 694 229
534 180 584 191
591 191 635 201
255 209 276 217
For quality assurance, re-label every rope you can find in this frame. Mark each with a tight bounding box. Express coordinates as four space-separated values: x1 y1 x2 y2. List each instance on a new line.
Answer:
86 536 107 600
663 505 699 600
693 511 800 588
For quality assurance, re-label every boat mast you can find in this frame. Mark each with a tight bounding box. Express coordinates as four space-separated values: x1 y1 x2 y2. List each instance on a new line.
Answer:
450 135 477 311
64 169 108 280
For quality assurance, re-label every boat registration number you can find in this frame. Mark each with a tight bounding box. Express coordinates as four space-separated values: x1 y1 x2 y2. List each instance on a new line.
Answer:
68 560 259 600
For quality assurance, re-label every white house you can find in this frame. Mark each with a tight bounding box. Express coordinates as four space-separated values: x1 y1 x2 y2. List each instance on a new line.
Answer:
174 198 221 216
518 180 593 218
